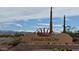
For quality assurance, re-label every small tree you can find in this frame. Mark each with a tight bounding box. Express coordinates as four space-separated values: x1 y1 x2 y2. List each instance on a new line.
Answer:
66 25 72 33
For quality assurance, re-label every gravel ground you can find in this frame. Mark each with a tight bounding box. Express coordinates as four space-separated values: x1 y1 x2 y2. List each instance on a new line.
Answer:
9 42 79 51
0 38 20 51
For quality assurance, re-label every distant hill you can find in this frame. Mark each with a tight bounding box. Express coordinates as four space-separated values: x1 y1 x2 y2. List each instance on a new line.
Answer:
0 30 33 35
0 30 16 35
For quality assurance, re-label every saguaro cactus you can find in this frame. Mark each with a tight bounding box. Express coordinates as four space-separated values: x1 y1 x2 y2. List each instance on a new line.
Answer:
63 15 66 33
49 7 53 34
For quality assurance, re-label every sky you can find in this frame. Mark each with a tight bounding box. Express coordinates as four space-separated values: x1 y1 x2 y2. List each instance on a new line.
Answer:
0 7 79 32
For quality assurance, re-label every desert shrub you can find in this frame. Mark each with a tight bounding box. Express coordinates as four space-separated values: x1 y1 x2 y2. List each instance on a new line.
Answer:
57 48 72 51
0 33 24 38
14 32 24 37
0 35 15 38
72 37 78 42
8 39 21 47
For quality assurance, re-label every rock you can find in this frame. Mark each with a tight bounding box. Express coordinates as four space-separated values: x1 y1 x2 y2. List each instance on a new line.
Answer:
54 33 73 44
0 47 8 51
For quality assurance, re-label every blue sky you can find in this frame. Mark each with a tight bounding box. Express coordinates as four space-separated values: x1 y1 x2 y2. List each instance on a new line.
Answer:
0 7 79 32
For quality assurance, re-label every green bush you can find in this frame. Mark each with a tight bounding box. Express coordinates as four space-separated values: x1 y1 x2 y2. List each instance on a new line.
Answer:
0 35 14 38
8 39 21 47
57 48 72 51
14 32 24 37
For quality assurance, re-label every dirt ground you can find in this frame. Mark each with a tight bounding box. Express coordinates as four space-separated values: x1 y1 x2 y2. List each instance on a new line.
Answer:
0 33 77 51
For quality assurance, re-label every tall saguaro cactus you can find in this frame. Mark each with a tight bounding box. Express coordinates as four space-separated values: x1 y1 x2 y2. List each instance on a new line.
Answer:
49 7 53 34
63 15 66 33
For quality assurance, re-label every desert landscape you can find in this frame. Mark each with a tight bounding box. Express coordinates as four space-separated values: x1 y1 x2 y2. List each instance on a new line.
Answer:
0 32 79 51
0 7 79 51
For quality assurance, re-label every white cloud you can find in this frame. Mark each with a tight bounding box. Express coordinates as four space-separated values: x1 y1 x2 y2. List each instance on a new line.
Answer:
37 19 43 22
0 7 50 22
0 22 23 29
53 24 63 27
0 7 79 22
38 23 49 26
53 7 79 17
16 24 23 28
36 23 63 29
